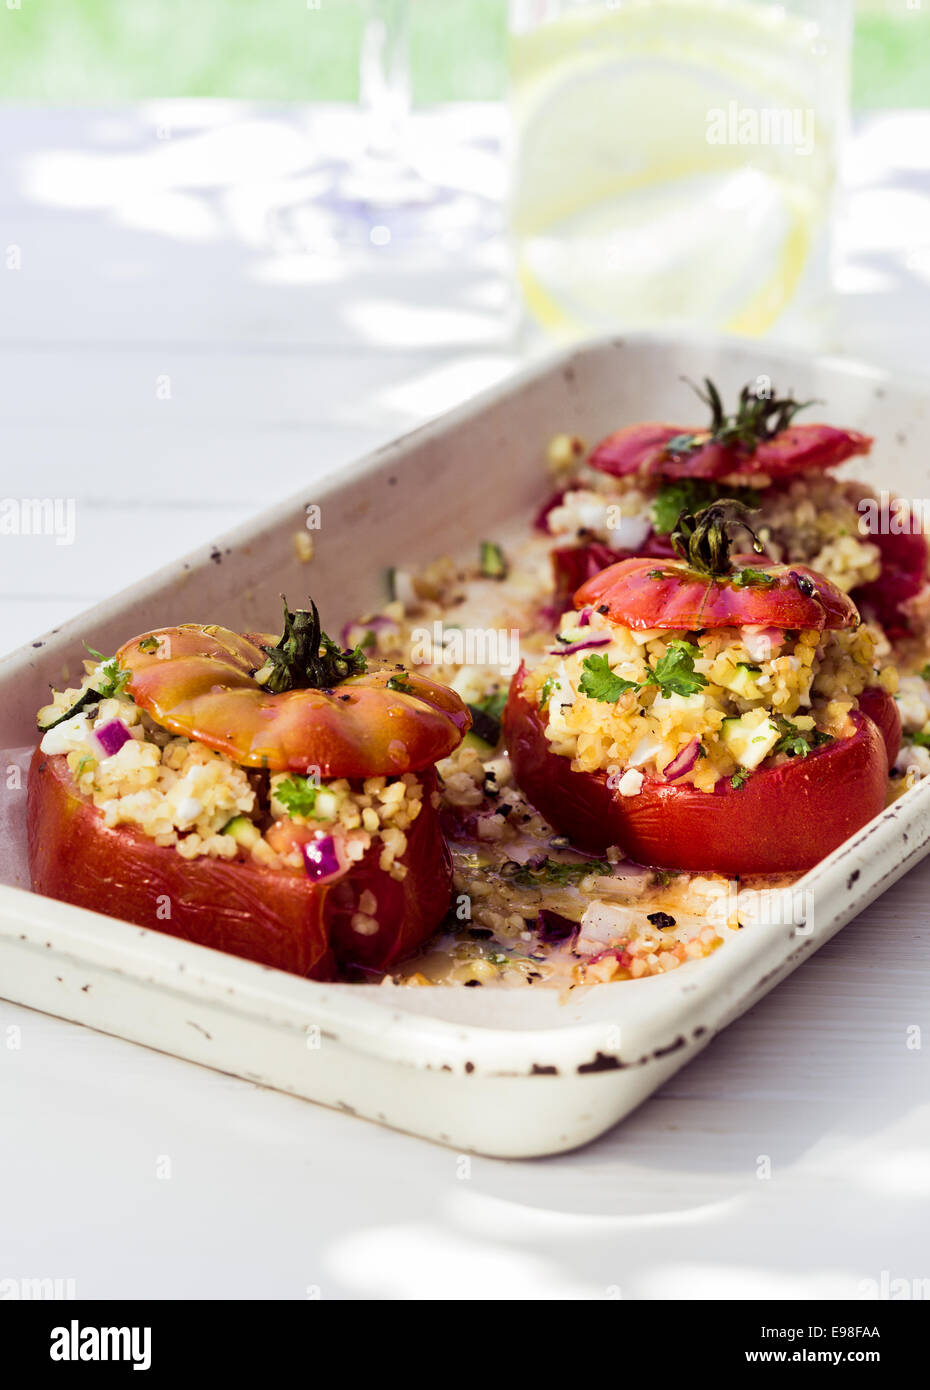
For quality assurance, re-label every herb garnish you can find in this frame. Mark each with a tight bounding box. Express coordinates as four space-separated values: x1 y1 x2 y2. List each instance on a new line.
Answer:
578 653 640 703
274 775 322 818
663 378 816 460
95 657 131 700
579 642 707 704
509 857 612 887
730 769 750 790
732 566 776 588
386 674 414 693
537 674 557 711
771 717 833 758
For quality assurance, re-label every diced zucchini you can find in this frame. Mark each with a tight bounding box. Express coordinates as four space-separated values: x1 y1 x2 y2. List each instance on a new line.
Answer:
222 816 261 849
720 711 780 769
479 540 508 580
721 662 762 700
463 729 495 755
37 685 100 732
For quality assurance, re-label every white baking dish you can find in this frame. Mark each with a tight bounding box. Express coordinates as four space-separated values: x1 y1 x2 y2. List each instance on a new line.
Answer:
3 332 929 1158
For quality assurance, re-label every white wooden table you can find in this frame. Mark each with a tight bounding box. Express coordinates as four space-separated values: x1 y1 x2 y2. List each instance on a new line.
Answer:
2 104 929 1300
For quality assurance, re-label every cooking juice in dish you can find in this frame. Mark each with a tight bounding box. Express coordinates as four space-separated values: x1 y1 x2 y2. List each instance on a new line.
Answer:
509 0 850 343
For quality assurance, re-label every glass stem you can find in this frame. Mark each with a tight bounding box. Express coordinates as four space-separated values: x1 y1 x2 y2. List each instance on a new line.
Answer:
360 0 411 160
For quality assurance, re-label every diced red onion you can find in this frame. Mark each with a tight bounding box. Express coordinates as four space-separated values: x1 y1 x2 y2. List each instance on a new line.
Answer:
300 834 343 883
340 614 397 648
578 606 593 627
664 739 701 781
536 909 579 944
533 488 567 533
93 719 131 758
547 635 611 657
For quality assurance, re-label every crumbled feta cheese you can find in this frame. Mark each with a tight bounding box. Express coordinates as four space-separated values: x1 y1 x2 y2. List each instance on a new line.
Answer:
617 769 644 797
40 712 93 757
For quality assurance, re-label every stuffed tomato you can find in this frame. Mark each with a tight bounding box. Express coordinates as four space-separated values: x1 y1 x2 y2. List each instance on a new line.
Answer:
27 600 470 977
539 380 929 642
506 502 901 874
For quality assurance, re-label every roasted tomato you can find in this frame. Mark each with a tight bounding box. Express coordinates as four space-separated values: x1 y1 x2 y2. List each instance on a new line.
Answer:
504 674 894 874
577 555 859 632
551 534 678 611
588 380 872 483
27 755 450 976
505 502 895 875
27 601 469 977
117 621 468 778
852 525 929 643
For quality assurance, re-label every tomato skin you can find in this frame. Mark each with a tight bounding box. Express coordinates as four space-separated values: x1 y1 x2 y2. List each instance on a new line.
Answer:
551 535 677 611
27 753 450 977
504 666 893 874
589 421 873 482
575 556 859 631
857 685 901 769
116 625 469 777
852 526 929 641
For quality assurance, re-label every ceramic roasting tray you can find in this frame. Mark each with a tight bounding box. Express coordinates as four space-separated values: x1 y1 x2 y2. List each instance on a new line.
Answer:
3 333 930 1158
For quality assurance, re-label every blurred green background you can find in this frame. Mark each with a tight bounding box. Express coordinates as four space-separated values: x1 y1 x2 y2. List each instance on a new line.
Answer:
0 0 925 107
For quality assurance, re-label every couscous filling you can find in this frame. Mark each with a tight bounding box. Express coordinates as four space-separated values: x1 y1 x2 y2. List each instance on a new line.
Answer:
38 660 424 879
523 607 897 791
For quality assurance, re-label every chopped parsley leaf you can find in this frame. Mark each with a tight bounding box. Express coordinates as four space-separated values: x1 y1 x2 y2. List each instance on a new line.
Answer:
274 775 321 818
579 642 706 704
730 770 750 790
771 717 833 758
95 657 131 699
732 566 776 588
386 674 413 693
510 857 612 887
579 653 640 703
647 642 708 699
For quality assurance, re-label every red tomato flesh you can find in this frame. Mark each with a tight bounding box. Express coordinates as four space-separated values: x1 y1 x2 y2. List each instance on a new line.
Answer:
27 752 450 977
589 421 872 482
504 667 895 875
